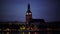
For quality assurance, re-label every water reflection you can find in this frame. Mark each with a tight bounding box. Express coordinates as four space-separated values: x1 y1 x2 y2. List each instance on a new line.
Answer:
1 31 38 34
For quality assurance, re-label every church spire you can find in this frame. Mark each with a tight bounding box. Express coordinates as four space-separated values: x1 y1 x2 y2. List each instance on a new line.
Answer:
27 3 31 13
28 3 30 10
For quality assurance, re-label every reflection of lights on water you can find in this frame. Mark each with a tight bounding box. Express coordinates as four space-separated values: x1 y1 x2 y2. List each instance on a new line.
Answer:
6 32 9 34
22 32 24 34
28 32 30 34
34 32 37 34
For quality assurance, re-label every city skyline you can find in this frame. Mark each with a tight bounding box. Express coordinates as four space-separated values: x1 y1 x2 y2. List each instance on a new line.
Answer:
0 0 60 22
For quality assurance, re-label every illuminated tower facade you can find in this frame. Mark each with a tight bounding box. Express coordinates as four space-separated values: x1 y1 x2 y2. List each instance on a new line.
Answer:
26 3 32 24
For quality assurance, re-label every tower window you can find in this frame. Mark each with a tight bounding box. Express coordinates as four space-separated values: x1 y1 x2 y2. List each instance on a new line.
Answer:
29 13 31 15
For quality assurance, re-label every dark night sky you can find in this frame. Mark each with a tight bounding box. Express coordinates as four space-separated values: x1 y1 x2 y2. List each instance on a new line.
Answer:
0 0 60 22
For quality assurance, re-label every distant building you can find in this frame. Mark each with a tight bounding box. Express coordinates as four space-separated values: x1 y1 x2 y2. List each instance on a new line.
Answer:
26 3 32 24
25 3 45 34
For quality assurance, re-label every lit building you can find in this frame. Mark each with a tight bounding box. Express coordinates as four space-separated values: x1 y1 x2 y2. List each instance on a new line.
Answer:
26 3 32 24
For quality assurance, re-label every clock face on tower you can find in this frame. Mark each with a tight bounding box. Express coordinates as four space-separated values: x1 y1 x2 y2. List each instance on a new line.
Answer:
26 13 28 15
29 13 31 15
26 13 32 15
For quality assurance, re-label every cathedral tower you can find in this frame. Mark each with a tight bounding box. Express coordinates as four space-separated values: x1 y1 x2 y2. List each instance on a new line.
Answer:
26 3 32 24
